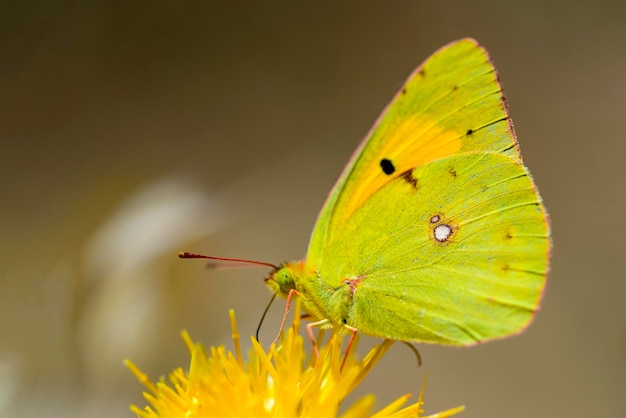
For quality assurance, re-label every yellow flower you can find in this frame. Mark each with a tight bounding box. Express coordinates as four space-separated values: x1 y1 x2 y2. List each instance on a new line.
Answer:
125 303 464 417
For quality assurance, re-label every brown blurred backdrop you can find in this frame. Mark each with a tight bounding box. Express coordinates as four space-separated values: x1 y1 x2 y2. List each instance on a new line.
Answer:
1 1 624 417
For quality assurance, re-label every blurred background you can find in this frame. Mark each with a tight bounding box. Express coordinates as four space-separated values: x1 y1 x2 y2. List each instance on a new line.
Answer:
1 1 624 417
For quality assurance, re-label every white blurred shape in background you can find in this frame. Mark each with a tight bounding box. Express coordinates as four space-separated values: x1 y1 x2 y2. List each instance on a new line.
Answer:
77 176 227 399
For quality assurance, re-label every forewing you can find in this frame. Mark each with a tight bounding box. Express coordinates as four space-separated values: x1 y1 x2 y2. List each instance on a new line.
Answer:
308 38 521 265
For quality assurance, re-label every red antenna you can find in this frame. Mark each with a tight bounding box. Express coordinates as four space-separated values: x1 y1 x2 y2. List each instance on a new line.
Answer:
178 252 279 270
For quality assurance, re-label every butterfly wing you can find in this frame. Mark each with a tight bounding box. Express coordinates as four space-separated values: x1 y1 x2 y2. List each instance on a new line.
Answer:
303 38 550 344
308 38 523 264
319 152 549 344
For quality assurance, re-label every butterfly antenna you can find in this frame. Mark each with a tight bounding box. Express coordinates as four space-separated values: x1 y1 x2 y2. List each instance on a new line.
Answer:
256 293 277 341
178 252 279 270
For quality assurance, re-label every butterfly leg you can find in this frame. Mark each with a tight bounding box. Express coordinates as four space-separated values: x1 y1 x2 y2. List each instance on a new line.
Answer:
341 325 358 371
304 318 331 358
305 320 358 370
401 341 422 367
272 288 301 347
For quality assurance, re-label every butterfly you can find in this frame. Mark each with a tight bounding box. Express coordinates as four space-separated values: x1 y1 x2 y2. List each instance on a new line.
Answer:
183 38 550 352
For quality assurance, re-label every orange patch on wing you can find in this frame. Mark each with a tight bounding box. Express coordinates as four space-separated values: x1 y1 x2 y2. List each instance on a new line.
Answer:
339 115 463 222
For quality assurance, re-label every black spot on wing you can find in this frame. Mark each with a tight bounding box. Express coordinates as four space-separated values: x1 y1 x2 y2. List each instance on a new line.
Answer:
502 144 516 153
380 158 395 175
466 117 510 140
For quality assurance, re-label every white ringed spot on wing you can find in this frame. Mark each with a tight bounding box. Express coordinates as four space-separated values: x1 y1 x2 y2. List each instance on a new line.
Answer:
433 224 453 242
428 212 457 245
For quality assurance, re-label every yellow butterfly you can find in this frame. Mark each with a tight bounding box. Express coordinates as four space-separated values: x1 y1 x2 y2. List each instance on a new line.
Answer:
183 38 550 352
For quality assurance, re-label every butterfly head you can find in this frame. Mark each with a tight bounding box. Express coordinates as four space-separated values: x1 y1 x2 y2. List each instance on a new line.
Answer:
264 265 297 299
